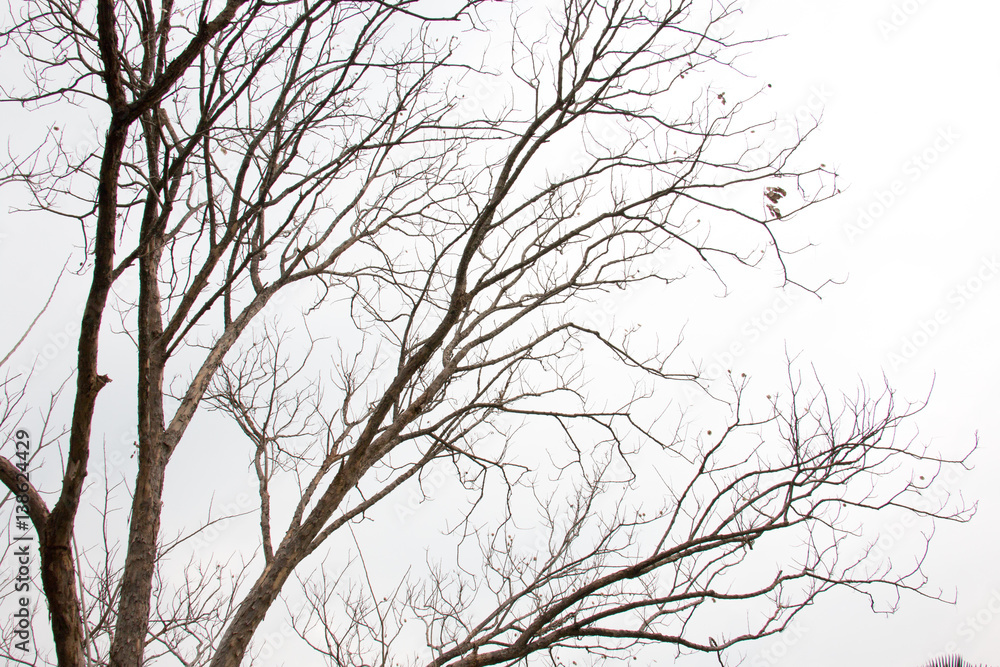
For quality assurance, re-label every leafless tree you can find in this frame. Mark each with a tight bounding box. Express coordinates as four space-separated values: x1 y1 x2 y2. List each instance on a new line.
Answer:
0 0 974 666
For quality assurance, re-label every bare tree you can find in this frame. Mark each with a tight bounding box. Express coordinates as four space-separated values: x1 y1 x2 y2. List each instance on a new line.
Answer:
0 1 974 666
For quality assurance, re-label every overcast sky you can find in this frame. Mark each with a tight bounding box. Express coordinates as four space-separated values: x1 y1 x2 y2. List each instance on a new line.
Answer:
668 1 1000 666
1 1 998 665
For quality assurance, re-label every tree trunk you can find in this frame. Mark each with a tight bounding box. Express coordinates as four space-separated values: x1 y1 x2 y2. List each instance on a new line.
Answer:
108 220 168 667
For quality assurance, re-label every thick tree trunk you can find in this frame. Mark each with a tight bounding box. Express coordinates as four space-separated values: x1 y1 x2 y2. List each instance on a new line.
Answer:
106 441 169 667
208 465 363 667
108 203 168 666
38 533 86 667
40 105 130 667
208 555 298 667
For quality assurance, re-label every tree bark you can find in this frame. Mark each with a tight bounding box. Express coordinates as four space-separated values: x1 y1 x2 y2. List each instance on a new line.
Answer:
108 222 167 666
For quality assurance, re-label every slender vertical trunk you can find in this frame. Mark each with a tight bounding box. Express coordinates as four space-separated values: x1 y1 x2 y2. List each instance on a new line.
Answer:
108 206 168 666
39 0 253 662
40 110 130 667
106 441 170 667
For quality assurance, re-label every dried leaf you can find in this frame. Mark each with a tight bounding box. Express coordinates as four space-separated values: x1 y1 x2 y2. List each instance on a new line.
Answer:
764 186 787 203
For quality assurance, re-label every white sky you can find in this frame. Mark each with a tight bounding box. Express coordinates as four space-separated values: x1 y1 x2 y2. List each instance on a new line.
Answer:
669 1 1000 666
1 1 998 666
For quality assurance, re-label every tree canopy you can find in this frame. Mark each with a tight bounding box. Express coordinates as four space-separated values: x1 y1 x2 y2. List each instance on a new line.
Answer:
0 1 973 666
